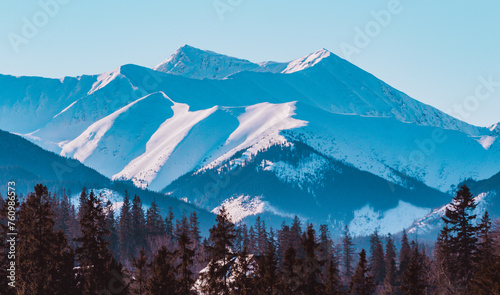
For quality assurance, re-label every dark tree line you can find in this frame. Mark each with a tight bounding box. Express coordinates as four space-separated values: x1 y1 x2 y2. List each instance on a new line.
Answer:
1 184 499 294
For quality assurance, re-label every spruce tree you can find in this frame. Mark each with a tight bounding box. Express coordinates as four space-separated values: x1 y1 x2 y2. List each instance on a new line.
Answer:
281 246 300 294
75 190 127 295
383 233 398 293
17 184 76 295
468 211 499 295
290 216 304 258
230 245 255 295
131 248 150 295
297 224 325 294
201 206 237 295
350 249 375 295
255 240 279 295
325 260 342 295
165 207 175 241
468 255 500 295
476 211 493 264
176 232 196 295
105 200 120 260
131 195 146 255
255 216 268 255
319 224 335 278
342 225 355 280
435 224 453 294
248 225 257 254
146 200 165 238
369 229 386 285
189 211 201 246
119 191 132 262
399 229 411 281
401 245 426 295
441 184 478 292
147 245 178 295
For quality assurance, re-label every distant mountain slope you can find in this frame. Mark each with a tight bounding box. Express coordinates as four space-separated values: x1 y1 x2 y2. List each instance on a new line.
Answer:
164 142 449 235
0 129 215 233
1 45 499 236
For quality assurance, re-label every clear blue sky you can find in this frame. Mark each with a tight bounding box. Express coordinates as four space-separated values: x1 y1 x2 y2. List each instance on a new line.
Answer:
1 0 499 127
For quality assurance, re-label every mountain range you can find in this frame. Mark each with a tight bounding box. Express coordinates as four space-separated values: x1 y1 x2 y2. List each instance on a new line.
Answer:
1 44 499 236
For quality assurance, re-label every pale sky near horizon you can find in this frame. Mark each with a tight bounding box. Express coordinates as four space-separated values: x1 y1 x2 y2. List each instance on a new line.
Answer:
0 0 499 127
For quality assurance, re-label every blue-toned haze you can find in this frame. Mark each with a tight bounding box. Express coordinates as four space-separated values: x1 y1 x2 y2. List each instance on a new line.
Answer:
0 0 499 126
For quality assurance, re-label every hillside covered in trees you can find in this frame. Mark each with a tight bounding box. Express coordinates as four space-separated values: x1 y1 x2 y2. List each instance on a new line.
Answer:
1 184 499 294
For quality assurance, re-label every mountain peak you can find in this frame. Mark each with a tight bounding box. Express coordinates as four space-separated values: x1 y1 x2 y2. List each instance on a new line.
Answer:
281 48 333 74
153 46 338 79
490 122 500 135
153 45 259 79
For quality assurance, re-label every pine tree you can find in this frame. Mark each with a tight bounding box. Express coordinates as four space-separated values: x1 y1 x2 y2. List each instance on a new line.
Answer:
468 211 499 295
231 245 255 295
105 200 120 260
201 206 237 295
146 200 165 238
131 248 150 295
399 229 411 281
369 229 386 285
176 232 196 295
281 246 300 294
255 216 268 256
119 191 132 262
383 233 398 293
468 255 500 295
189 211 201 246
350 249 375 295
319 224 335 278
476 211 493 264
401 245 426 295
290 216 304 258
165 207 175 241
255 240 279 295
131 195 146 255
297 224 325 294
75 190 127 295
175 214 190 239
17 184 76 295
441 184 478 292
325 260 342 295
147 246 178 295
342 225 355 280
248 225 257 254
435 224 453 294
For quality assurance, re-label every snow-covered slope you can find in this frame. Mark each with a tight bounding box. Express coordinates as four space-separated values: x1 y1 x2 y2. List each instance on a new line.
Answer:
408 192 492 238
1 45 500 237
153 44 287 79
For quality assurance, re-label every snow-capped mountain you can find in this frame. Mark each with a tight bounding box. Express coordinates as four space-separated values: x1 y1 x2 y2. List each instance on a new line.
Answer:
0 128 216 233
154 44 287 79
1 45 499 235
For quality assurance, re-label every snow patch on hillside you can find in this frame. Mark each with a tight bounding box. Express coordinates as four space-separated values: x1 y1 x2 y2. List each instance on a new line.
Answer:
201 102 307 171
265 153 328 188
408 192 491 235
212 195 266 223
113 102 217 188
282 49 331 74
349 200 430 236
212 195 305 223
479 136 497 150
60 93 163 162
